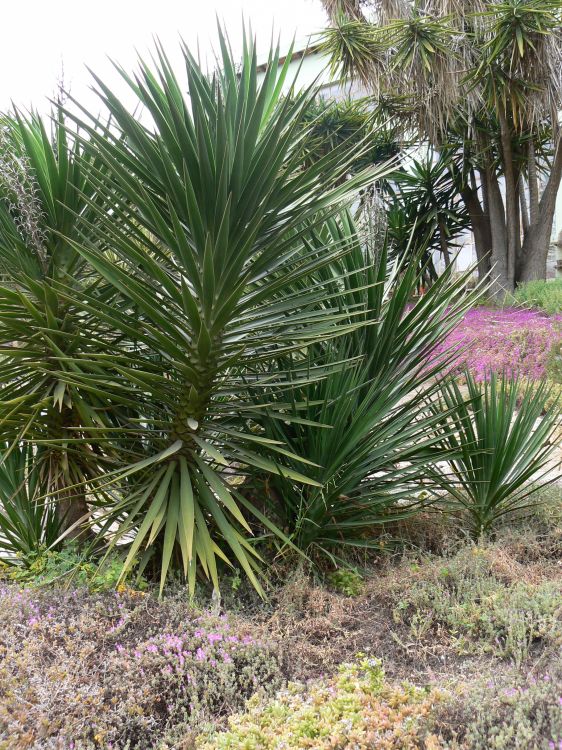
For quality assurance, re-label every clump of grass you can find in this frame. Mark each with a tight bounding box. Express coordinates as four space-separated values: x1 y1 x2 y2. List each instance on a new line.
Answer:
513 279 562 316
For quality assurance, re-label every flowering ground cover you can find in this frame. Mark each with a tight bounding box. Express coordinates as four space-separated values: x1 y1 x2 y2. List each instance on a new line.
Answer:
436 307 562 381
0 587 282 749
1 491 561 749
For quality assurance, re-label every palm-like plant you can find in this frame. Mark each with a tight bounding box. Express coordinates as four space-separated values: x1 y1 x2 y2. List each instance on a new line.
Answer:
385 150 470 271
0 442 62 563
0 110 115 538
58 33 393 594
429 371 560 538
253 212 481 562
321 0 562 289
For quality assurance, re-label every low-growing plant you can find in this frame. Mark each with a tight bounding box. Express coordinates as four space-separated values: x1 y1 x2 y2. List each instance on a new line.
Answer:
392 546 562 665
513 279 562 316
6 543 145 592
327 567 364 596
0 585 282 748
433 307 562 381
430 371 561 539
436 663 562 749
198 657 446 749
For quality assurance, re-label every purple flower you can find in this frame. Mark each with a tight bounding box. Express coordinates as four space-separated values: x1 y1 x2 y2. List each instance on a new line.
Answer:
432 307 562 381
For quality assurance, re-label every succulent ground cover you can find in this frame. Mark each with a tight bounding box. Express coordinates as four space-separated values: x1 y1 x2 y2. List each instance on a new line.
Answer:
435 307 562 382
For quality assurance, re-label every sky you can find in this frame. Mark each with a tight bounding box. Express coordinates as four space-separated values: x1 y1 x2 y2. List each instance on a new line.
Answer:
0 0 327 115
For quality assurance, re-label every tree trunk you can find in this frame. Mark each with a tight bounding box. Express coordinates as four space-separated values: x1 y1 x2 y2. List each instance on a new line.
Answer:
498 108 520 288
528 142 539 225
56 487 91 542
461 178 492 280
518 134 562 283
485 168 511 297
45 404 92 544
519 177 529 233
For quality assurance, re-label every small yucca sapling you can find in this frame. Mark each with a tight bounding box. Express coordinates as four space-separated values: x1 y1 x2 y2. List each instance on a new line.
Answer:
428 370 561 539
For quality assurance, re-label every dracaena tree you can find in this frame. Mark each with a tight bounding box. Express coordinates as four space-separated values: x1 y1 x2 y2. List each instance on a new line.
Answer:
321 0 562 292
57 32 392 594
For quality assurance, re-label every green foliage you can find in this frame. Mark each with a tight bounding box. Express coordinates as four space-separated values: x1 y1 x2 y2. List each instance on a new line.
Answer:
429 371 560 538
198 658 445 749
385 149 470 280
51 31 395 597
1 28 555 601
301 97 399 175
392 546 562 666
255 213 479 564
0 443 62 562
0 109 119 545
6 544 145 592
327 567 363 596
513 279 562 316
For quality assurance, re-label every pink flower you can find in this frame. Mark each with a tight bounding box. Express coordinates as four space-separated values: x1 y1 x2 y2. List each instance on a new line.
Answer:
432 307 562 381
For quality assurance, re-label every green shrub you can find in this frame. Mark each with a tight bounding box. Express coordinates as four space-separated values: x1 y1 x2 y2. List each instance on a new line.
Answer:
392 547 562 665
327 568 364 596
513 279 562 315
198 657 446 749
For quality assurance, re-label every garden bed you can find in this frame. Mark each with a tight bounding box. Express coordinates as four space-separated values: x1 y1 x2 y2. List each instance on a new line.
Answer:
1 490 561 749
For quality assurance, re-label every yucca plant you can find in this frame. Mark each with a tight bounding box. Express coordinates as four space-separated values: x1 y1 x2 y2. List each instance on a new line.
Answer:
55 32 393 594
252 212 482 563
0 442 62 563
0 110 116 539
429 371 561 538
